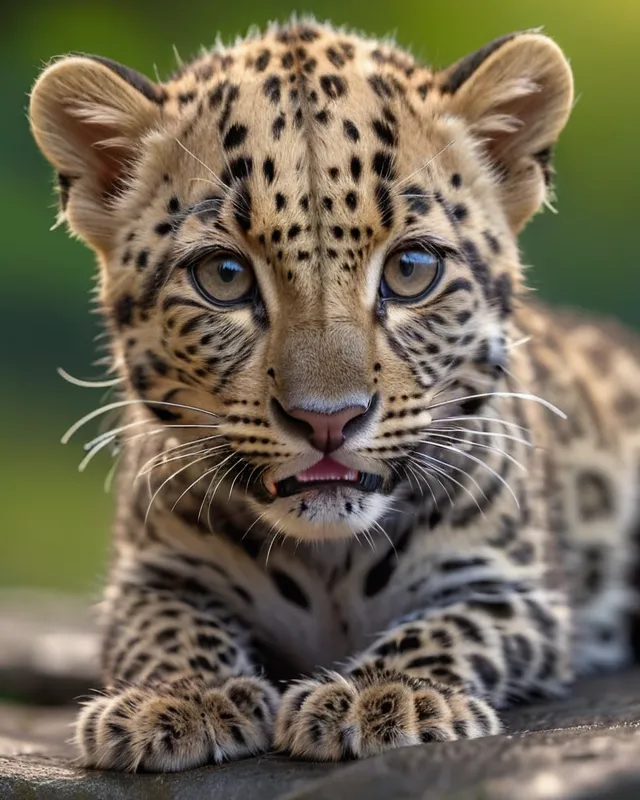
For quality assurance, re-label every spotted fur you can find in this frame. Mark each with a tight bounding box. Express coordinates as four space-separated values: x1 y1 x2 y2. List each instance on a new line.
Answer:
29 19 640 771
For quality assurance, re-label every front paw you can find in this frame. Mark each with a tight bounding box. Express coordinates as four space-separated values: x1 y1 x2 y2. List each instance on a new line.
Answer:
76 675 279 772
275 667 500 761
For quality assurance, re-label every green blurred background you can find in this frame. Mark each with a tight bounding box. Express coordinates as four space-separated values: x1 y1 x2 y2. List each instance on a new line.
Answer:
2 0 638 595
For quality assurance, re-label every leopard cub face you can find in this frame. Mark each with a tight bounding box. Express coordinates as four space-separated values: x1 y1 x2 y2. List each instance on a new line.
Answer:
30 21 573 540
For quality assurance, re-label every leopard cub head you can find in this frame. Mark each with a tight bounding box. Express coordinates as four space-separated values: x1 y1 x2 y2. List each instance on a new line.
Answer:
30 21 573 540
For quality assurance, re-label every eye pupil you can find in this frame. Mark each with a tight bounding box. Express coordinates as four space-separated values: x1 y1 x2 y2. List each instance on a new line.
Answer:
399 256 415 278
219 261 240 283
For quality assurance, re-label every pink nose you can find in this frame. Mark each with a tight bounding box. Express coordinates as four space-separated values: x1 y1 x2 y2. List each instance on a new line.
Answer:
286 406 366 453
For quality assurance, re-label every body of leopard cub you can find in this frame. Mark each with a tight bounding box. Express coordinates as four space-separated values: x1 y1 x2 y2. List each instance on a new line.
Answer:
29 20 640 771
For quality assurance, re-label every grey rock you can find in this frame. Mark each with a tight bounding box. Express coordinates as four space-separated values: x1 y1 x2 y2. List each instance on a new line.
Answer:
0 590 98 705
2 672 640 800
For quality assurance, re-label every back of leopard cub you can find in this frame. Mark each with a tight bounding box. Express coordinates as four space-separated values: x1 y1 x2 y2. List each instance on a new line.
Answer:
30 20 640 771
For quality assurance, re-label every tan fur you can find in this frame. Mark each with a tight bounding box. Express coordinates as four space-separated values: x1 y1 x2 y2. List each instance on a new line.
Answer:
28 19 640 771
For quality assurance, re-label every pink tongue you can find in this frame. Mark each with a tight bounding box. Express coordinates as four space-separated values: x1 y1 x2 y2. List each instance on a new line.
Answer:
296 457 358 483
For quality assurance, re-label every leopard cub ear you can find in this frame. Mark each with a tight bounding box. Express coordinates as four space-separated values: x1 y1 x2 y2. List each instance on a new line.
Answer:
438 32 574 233
29 56 165 249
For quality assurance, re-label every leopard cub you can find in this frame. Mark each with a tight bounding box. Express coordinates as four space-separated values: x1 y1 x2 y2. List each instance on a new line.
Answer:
29 18 640 771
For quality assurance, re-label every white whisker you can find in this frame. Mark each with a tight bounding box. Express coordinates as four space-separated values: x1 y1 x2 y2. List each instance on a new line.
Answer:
428 391 566 419
419 440 519 508
411 452 487 516
62 399 220 444
58 367 122 389
421 433 527 473
394 140 456 190
145 452 217 523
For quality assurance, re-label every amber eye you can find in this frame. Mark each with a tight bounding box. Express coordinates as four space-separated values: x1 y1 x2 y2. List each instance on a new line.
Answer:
190 253 255 306
380 249 443 302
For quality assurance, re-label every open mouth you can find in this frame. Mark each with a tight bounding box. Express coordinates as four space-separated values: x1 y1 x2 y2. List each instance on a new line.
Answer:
266 457 383 498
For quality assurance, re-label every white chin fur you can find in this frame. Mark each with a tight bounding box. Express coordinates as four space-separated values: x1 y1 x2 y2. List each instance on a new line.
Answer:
252 491 392 541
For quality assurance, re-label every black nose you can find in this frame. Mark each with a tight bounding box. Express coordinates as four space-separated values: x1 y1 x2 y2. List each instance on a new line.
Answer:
271 395 379 452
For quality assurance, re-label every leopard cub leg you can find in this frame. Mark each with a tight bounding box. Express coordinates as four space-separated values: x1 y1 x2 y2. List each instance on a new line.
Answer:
76 585 279 772
276 590 571 760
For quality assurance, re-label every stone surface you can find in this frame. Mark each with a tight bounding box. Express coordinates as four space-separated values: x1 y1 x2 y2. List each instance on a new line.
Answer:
2 672 640 799
0 590 98 705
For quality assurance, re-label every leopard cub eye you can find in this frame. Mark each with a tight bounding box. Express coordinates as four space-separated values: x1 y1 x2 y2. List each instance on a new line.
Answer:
380 249 444 302
190 253 255 306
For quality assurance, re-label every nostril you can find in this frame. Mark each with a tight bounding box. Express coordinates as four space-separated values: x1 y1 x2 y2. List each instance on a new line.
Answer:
343 393 379 439
270 398 316 442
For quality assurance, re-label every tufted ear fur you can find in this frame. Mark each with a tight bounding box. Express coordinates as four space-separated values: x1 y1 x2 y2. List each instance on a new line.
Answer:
29 56 164 249
439 32 574 233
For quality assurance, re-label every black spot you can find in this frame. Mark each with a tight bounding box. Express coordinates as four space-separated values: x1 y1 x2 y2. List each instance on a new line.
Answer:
315 109 330 125
167 195 180 214
135 249 149 270
372 151 395 180
223 123 248 151
329 167 339 181
332 226 344 239
350 157 362 182
232 584 253 604
320 74 347 99
326 46 346 68
343 120 360 142
322 196 333 211
462 239 491 299
372 119 396 147
440 556 488 572
209 83 226 108
350 228 360 241
398 635 421 652
375 182 394 228
263 75 281 104
155 221 173 236
368 74 394 99
275 193 287 211
271 229 281 244
130 364 149 394
288 224 301 239
451 173 462 189
483 231 501 254
272 113 286 140
401 184 430 215
282 52 294 69
364 547 396 596
405 654 454 669
469 653 500 692
493 273 513 316
345 192 358 211
113 294 135 328
576 470 614 518
299 195 309 211
148 350 169 376
452 203 468 222
234 185 252 232
263 158 275 184
271 569 310 609
255 49 271 72
223 156 253 184
297 250 310 261
217 84 239 133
